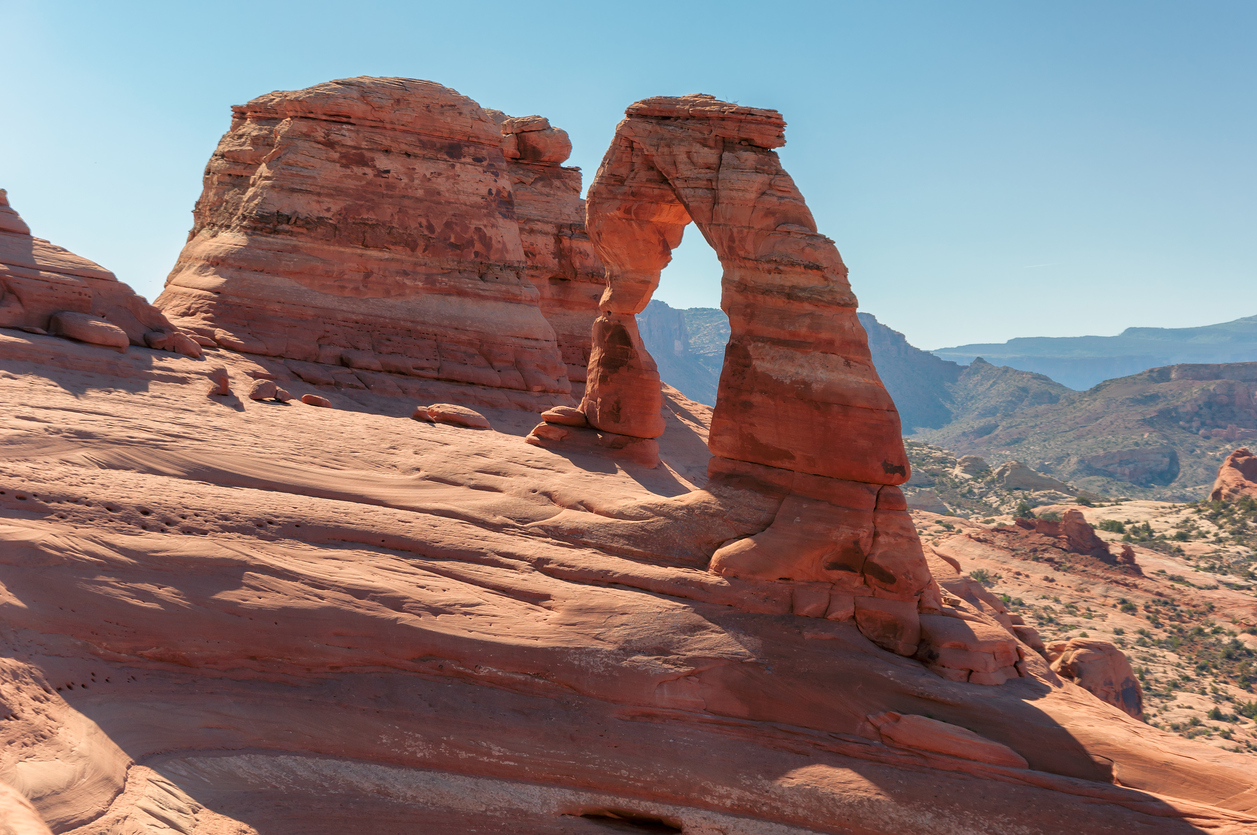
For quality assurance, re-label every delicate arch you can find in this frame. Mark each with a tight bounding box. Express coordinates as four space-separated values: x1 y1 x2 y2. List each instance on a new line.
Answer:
581 95 908 486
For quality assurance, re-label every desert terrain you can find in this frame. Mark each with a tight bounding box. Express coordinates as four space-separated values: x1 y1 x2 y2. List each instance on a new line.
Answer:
1 76 1255 835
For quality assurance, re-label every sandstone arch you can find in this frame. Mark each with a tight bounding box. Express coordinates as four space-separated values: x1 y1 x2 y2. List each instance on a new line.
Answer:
580 95 909 486
575 97 939 658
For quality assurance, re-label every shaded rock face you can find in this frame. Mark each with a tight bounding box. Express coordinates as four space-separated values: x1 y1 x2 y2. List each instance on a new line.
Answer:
1048 639 1144 720
1082 446 1180 487
0 190 194 355
570 94 930 657
156 78 592 403
1210 447 1257 502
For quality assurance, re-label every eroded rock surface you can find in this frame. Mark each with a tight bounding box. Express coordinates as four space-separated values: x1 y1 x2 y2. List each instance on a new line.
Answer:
1211 447 1257 502
496 113 604 382
156 78 581 408
567 95 933 658
1048 638 1145 720
0 190 197 356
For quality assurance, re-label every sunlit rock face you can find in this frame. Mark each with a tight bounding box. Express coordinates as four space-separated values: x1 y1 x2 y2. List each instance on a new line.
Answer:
1211 447 1257 502
156 77 593 405
3 81 1257 835
569 94 931 654
0 189 197 356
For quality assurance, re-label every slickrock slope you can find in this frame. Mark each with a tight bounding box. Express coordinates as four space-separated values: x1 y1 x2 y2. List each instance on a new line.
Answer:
0 191 197 357
155 78 585 407
1212 448 1257 502
2 332 1257 833
4 84 1257 834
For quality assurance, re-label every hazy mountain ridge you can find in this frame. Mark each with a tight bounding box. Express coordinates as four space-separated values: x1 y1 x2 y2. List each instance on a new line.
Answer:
641 301 1257 499
933 315 1257 390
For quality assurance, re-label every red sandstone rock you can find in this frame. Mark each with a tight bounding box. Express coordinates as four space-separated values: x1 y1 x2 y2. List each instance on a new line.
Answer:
566 95 932 657
868 711 1030 769
155 78 579 406
1048 638 1145 720
0 778 53 835
540 405 588 427
206 366 231 397
1210 447 1257 503
581 95 907 485
47 312 129 352
494 113 603 381
300 394 332 408
2 337 1257 833
422 403 491 429
248 379 279 401
0 190 196 356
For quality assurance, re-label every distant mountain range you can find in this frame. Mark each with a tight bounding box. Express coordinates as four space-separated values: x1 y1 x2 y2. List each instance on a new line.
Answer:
931 315 1257 390
637 301 1257 500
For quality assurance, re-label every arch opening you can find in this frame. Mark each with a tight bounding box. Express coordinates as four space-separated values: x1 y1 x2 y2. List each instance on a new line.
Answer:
636 230 728 407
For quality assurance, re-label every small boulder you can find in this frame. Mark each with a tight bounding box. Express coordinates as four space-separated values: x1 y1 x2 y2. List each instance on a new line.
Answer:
867 712 1029 769
528 422 570 442
206 367 231 397
1047 638 1143 719
275 388 293 402
49 311 129 352
421 404 491 429
144 329 203 358
248 379 279 401
540 405 588 427
301 394 332 408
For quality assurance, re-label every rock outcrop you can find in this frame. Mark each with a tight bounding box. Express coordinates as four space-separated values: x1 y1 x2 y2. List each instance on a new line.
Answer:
1048 638 1145 720
994 460 1076 493
530 95 938 658
1210 447 1257 502
496 114 604 381
155 78 591 408
580 95 907 483
0 190 197 356
1014 509 1112 557
5 83 1257 835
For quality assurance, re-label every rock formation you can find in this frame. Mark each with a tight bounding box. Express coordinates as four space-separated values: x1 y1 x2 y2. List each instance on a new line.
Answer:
0 189 197 356
4 82 1257 835
496 113 605 381
155 78 597 408
1014 509 1113 557
579 95 907 483
539 94 936 661
1048 638 1145 719
1210 447 1257 502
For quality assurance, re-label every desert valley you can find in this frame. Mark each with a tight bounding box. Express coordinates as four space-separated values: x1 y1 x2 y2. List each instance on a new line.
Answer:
1 72 1255 835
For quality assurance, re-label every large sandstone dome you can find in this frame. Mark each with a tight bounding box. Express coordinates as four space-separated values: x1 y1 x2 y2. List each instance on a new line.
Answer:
0 79 1254 834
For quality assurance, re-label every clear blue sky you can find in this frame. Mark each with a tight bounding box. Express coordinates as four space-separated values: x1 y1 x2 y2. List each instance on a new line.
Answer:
3 1 1254 350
